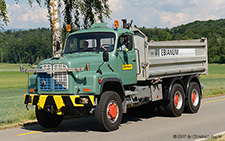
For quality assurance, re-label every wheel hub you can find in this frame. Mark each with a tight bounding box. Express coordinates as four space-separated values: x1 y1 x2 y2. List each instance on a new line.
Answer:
192 92 196 104
174 91 182 109
108 103 118 120
174 94 179 107
191 89 199 106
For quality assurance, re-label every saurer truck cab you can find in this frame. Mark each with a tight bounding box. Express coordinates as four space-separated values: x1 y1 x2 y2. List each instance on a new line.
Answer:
21 20 208 131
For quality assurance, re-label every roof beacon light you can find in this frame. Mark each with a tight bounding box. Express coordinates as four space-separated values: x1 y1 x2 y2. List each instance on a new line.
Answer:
114 20 119 29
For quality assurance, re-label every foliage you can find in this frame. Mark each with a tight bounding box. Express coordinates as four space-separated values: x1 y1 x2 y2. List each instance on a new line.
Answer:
0 28 52 63
0 0 9 28
0 0 111 30
139 19 225 63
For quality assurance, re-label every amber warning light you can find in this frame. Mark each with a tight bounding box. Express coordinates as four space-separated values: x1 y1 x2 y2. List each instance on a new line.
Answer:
66 24 71 32
114 20 119 29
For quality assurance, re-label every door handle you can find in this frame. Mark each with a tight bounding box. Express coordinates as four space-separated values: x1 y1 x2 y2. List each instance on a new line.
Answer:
132 59 136 62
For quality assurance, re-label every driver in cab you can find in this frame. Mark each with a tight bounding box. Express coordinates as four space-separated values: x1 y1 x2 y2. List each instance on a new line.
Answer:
82 41 89 51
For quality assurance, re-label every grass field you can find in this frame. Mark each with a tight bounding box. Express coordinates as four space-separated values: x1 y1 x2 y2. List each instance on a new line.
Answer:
0 64 36 127
0 63 224 127
200 64 225 97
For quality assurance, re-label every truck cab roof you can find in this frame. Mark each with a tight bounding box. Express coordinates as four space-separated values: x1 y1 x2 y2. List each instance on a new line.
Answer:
69 23 133 36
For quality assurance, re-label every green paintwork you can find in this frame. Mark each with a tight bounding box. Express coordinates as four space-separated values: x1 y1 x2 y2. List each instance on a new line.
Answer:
29 23 137 96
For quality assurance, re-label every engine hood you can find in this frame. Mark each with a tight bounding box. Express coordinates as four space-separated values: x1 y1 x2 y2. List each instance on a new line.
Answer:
38 52 103 71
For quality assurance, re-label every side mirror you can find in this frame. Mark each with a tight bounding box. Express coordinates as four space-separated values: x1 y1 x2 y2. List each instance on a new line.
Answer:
103 51 109 62
29 56 34 65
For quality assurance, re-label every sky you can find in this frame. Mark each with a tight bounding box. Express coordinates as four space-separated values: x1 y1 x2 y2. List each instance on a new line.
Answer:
3 0 225 29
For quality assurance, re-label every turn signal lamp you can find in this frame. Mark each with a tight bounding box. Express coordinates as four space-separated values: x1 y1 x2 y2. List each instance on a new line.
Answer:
83 88 90 92
29 89 34 92
66 24 71 32
114 20 119 29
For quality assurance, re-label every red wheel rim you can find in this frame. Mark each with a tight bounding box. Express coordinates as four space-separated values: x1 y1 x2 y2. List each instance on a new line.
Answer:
192 92 196 104
108 103 118 120
174 94 179 107
191 89 199 106
174 91 182 109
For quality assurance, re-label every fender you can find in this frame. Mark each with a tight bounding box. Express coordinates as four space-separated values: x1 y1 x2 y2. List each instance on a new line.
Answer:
183 76 202 98
100 77 127 113
163 77 185 100
100 77 125 99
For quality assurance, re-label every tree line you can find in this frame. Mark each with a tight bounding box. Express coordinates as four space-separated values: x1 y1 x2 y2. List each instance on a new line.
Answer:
0 28 52 63
1 19 225 63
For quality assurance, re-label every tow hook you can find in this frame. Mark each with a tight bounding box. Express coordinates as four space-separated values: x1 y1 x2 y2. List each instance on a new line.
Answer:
26 104 29 110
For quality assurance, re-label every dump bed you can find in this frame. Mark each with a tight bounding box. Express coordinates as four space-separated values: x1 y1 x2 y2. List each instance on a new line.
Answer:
132 27 208 81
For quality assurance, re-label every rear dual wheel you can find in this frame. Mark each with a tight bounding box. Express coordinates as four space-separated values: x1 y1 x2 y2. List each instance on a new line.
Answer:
164 83 185 117
184 82 201 113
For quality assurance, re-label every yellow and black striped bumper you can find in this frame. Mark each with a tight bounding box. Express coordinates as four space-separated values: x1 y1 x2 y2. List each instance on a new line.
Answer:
24 94 95 112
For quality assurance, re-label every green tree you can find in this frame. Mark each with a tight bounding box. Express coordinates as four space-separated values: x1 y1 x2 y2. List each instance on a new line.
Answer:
0 0 9 29
0 0 111 29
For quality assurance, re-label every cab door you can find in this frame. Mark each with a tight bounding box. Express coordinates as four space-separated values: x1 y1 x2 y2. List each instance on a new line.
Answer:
116 34 137 85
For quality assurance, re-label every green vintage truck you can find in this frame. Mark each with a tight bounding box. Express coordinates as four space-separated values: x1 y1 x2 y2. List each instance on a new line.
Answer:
21 20 208 131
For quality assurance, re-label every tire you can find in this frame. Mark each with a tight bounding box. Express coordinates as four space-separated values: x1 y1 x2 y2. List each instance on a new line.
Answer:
95 91 122 131
164 83 185 117
35 106 63 128
184 82 201 113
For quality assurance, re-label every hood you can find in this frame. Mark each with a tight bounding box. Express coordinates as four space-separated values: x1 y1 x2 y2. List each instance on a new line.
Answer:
38 52 103 70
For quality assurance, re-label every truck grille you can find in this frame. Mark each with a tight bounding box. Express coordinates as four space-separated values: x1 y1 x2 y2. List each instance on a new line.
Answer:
53 64 68 91
38 64 68 91
39 65 52 91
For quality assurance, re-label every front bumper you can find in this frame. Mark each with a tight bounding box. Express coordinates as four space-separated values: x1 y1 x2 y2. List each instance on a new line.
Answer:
24 94 95 115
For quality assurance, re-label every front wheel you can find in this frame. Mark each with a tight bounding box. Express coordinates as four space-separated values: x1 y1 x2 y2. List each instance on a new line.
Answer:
35 106 63 128
164 83 185 117
95 91 122 131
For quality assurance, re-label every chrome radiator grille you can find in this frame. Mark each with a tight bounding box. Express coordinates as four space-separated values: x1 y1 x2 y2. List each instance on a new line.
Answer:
38 64 68 91
53 64 68 91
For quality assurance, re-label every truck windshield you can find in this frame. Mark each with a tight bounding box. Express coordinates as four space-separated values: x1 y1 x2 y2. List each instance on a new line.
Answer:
64 32 115 54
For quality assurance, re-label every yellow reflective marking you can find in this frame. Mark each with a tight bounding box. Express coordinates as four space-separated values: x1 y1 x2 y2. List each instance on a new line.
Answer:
29 95 34 105
37 95 48 109
53 96 65 110
89 96 95 106
204 98 225 103
70 96 84 107
122 64 133 70
57 111 62 115
24 94 26 104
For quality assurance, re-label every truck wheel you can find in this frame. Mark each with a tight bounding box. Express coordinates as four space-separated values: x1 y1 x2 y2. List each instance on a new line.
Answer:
35 106 63 128
95 91 122 131
184 82 201 113
165 83 185 117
